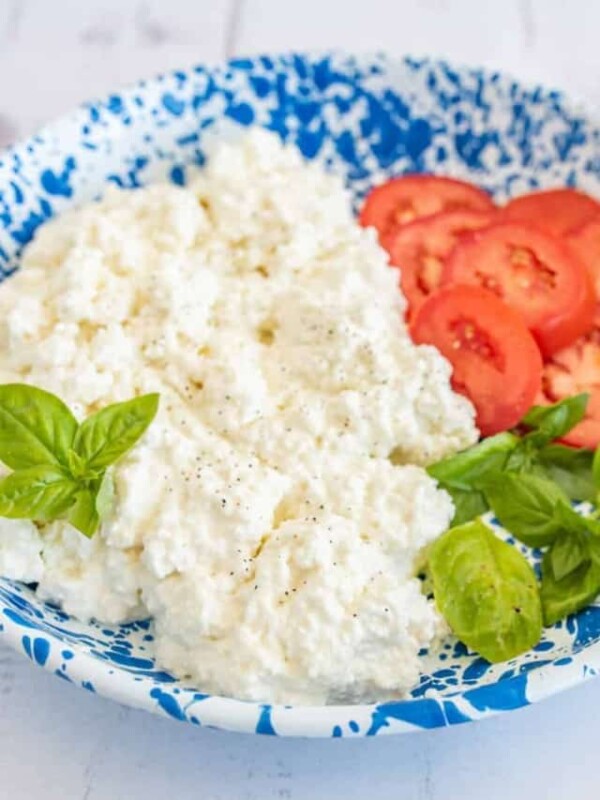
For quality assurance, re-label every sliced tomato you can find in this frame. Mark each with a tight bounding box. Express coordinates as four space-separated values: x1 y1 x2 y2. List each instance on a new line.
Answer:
502 188 600 236
538 311 600 448
386 210 496 319
567 217 600 297
359 175 495 241
441 222 596 357
410 285 543 436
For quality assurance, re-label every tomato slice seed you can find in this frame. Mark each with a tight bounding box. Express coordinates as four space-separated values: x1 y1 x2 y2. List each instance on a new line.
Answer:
449 317 504 368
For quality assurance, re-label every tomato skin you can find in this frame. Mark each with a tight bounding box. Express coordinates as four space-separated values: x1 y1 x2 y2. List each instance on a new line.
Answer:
538 311 600 448
567 217 600 297
385 210 496 319
502 188 600 236
441 222 596 357
359 175 495 241
410 285 543 436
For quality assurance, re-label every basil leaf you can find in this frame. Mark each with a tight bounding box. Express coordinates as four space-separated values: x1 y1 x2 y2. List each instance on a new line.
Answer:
95 469 115 520
67 489 99 538
536 444 596 502
483 473 568 548
445 487 489 527
523 394 589 444
587 534 600 568
0 384 78 470
67 449 88 480
504 441 537 473
554 500 590 529
74 393 159 470
593 447 600 492
429 519 542 662
541 550 600 625
427 432 518 491
0 466 78 520
549 529 590 582
550 504 600 575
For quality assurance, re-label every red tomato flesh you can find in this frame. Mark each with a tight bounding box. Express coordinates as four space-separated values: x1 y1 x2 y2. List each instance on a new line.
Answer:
538 311 600 448
410 285 543 436
441 222 596 357
567 217 600 298
502 188 600 237
359 175 495 241
386 209 496 319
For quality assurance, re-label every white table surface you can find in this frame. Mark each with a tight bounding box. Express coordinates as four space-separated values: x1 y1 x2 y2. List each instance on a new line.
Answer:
1 1 600 797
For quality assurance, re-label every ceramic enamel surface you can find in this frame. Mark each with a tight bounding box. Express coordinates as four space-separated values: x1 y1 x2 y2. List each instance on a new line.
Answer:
1 53 600 737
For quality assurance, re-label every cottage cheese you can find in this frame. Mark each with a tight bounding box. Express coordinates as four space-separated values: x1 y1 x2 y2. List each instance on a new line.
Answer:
0 131 477 704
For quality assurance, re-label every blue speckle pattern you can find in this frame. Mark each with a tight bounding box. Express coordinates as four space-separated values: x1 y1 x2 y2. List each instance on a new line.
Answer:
1 53 600 737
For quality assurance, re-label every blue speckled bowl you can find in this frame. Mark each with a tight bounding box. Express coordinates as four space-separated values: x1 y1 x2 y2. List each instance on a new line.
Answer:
1 53 600 737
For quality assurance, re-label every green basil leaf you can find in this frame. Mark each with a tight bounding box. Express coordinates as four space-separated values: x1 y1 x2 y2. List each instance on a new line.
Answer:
483 473 568 547
593 447 600 492
553 500 594 532
536 444 596 502
550 504 600 577
541 550 600 625
587 533 600 568
0 384 78 470
504 441 537 473
67 489 99 538
74 393 159 470
0 465 78 520
66 448 88 480
446 487 489 527
95 469 115 520
549 529 590 582
427 432 518 491
522 394 589 444
429 519 542 662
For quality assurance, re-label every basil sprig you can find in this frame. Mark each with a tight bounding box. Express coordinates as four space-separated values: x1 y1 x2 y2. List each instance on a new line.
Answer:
427 393 600 662
0 385 159 537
